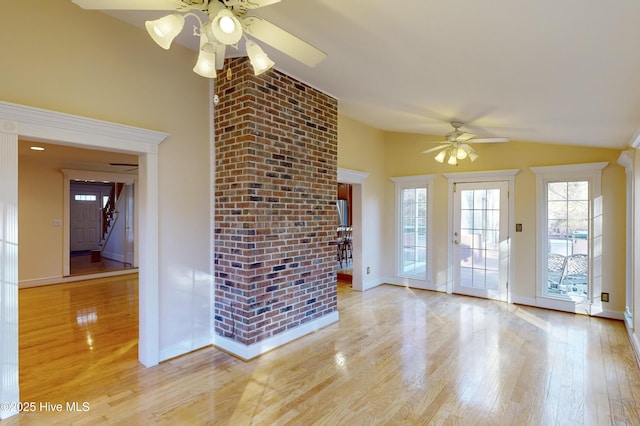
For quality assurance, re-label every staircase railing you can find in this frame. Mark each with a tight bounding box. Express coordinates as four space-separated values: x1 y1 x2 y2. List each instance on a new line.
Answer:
101 183 124 246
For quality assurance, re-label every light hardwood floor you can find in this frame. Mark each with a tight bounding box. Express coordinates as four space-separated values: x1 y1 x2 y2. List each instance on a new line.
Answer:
4 277 640 425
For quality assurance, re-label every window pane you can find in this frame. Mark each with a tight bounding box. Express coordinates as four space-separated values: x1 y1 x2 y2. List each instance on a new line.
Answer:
400 187 428 278
548 182 567 201
568 181 588 200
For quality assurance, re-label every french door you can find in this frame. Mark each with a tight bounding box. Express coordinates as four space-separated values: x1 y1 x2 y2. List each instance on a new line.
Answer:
452 181 509 301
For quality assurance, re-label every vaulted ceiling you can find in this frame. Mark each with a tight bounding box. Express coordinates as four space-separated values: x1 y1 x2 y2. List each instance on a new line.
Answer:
100 0 640 149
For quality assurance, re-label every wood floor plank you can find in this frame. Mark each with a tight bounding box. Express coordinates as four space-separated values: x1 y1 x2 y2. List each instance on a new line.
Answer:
3 279 640 425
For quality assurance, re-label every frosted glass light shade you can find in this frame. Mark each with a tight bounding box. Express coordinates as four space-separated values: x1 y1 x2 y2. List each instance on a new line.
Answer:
447 154 458 165
456 147 468 160
193 43 217 78
434 149 447 163
246 40 274 75
209 9 242 45
468 151 479 162
145 14 185 49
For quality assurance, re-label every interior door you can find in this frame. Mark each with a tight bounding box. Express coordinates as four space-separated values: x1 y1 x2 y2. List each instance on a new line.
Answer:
452 181 509 301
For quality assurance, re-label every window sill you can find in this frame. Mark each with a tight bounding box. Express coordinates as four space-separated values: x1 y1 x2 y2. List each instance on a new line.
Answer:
535 294 591 315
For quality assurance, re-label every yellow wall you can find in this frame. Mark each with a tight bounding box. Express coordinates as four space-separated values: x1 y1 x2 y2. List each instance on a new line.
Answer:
338 115 386 284
2 0 212 352
338 119 626 313
385 133 626 312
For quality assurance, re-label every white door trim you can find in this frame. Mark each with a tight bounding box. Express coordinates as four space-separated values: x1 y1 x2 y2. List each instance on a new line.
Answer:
337 168 368 291
62 169 138 276
0 101 166 418
443 169 519 301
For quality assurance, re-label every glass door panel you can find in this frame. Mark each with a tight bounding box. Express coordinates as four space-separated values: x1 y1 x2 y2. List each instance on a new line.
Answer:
453 182 509 300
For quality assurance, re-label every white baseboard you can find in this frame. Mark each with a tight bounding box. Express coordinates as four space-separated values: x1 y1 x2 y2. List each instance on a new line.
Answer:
213 311 339 361
362 277 386 291
591 308 626 321
511 295 537 307
628 327 640 369
384 276 441 292
511 295 625 320
19 268 138 288
160 335 213 362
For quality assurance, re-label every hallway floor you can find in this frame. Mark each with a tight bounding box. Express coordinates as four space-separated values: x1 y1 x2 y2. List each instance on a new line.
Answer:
69 251 135 276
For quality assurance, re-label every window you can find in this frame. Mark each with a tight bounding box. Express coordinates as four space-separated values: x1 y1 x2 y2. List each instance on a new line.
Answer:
74 194 97 201
532 162 607 308
546 180 589 298
402 187 427 276
390 175 434 282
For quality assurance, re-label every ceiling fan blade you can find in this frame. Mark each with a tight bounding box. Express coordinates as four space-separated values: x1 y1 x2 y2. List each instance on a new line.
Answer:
470 137 510 143
72 0 180 10
456 132 475 142
459 143 476 152
223 0 281 9
421 144 450 154
242 16 326 67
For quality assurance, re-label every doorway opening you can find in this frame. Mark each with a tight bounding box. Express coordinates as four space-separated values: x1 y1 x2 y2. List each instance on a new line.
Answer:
1 101 166 417
337 182 353 283
69 180 136 276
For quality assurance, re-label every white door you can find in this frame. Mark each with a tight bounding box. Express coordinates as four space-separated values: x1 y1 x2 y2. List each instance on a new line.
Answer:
452 181 509 301
70 190 101 252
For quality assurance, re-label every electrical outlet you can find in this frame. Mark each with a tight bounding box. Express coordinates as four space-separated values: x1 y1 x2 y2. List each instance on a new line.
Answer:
366 266 370 274
601 292 609 303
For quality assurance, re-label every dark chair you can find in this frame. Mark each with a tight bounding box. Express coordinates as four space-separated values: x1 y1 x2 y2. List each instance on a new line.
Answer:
337 227 347 267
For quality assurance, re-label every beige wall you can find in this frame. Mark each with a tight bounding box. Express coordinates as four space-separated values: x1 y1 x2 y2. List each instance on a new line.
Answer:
2 0 212 356
17 140 139 282
18 158 65 281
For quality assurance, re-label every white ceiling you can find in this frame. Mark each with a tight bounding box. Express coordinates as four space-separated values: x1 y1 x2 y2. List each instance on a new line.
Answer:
102 0 640 149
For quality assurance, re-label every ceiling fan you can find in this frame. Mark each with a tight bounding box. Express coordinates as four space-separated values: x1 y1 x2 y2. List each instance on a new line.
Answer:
421 121 510 165
71 0 326 77
109 162 139 171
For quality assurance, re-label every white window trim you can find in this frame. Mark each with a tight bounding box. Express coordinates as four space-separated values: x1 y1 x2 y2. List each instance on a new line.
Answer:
390 174 435 290
618 151 635 329
531 162 608 315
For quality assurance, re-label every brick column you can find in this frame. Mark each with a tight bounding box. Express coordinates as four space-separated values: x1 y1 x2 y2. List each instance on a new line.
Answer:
213 58 338 353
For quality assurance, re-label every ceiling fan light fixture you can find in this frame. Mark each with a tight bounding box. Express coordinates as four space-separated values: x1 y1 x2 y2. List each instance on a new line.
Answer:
193 43 217 78
209 9 243 45
468 151 479 162
193 28 217 78
246 39 274 75
145 13 186 49
456 146 468 160
447 154 458 166
434 149 447 163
